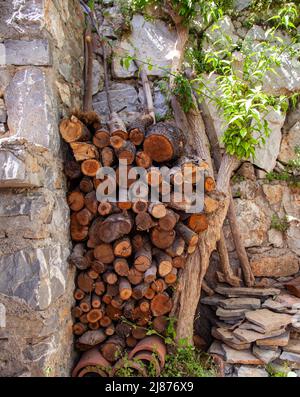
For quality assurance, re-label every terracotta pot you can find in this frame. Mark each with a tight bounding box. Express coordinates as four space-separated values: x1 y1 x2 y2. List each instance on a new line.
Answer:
128 336 166 367
133 350 161 376
72 347 111 377
111 358 148 377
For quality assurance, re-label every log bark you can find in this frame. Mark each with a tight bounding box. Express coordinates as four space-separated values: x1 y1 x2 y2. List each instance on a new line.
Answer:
60 115 91 143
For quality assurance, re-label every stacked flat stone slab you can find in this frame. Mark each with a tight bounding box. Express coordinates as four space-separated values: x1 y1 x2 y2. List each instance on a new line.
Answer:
203 287 300 375
0 0 84 377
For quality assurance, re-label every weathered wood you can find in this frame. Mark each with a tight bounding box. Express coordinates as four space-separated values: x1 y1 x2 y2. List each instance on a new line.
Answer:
60 115 91 143
204 176 216 193
94 279 105 296
105 323 116 336
78 329 106 347
153 316 168 334
101 336 125 362
132 200 148 214
91 260 106 274
154 250 173 277
64 160 82 180
93 128 110 148
106 304 122 321
74 288 85 301
79 177 94 193
72 306 83 319
70 213 89 242
148 202 166 219
139 299 150 313
144 286 156 300
100 316 112 327
115 140 136 165
127 268 143 285
69 244 90 270
80 295 91 312
135 212 156 231
101 146 115 167
144 262 157 284
165 237 185 257
144 122 185 162
132 283 148 300
164 267 178 284
172 255 186 269
91 293 101 309
131 327 147 340
146 167 162 187
76 208 94 226
151 279 167 293
102 271 118 285
116 323 132 339
158 209 179 231
87 308 103 323
73 322 88 336
85 191 98 215
109 112 128 140
87 268 99 280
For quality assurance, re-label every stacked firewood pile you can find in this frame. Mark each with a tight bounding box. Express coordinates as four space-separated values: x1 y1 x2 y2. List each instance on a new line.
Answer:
60 110 218 368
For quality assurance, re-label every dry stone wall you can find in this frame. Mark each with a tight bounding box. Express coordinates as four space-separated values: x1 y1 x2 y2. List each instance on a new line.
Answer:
0 0 84 377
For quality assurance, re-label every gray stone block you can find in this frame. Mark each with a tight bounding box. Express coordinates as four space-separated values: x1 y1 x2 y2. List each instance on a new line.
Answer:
0 304 6 328
0 246 69 311
4 40 52 66
5 67 59 150
0 98 7 122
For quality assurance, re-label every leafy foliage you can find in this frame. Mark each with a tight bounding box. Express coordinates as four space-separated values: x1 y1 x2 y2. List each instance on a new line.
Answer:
266 146 300 187
270 214 289 233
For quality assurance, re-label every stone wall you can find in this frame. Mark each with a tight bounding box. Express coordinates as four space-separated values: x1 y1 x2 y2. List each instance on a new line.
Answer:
0 0 84 377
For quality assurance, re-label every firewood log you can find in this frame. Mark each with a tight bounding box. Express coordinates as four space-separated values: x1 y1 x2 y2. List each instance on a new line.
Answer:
64 160 82 180
93 128 110 148
165 237 185 257
102 271 118 285
113 258 129 277
97 201 113 216
151 279 167 293
67 191 85 211
79 177 94 193
128 114 153 145
135 151 152 168
144 262 157 284
132 283 147 300
84 191 98 215
101 336 125 363
77 272 94 293
175 222 199 246
89 322 100 330
60 115 91 143
87 268 99 280
164 267 178 284
134 242 152 272
111 295 124 309
131 327 147 340
127 268 143 285
204 196 219 213
115 323 132 339
131 234 146 251
139 299 150 313
105 323 116 336
123 300 135 320
100 316 112 327
135 212 156 231
70 213 89 241
154 249 173 277
98 213 134 243
144 286 155 300
148 202 166 219
91 293 101 309
87 308 103 323
70 142 99 162
172 255 186 269
91 259 106 275
109 112 128 140
146 167 162 187
80 295 91 312
132 200 148 214
113 237 132 258
101 146 115 167
94 243 115 264
152 316 168 334
78 329 106 347
150 293 173 316
76 208 94 226
187 213 208 233
158 209 179 231
81 159 101 177
79 313 88 324
115 140 136 165
69 244 90 270
73 323 88 336
72 306 83 319
106 304 122 321
143 122 184 162
126 335 137 348
119 278 132 300
116 166 136 188
94 279 105 296
74 288 85 301
150 227 175 249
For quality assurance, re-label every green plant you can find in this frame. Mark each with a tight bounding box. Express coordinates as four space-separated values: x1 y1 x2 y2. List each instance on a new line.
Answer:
270 214 289 233
266 362 290 377
266 146 300 187
161 339 217 377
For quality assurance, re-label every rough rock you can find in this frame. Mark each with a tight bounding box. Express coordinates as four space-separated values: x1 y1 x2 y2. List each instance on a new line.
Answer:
283 339 300 355
268 229 283 248
112 14 177 78
0 98 7 123
233 0 252 11
276 292 300 309
208 340 225 356
250 250 299 277
0 304 6 328
201 294 226 306
204 16 239 51
251 109 286 172
256 331 290 347
4 40 52 66
215 286 281 298
233 199 269 247
262 299 298 314
279 121 300 163
5 67 59 150
222 344 264 365
245 309 293 333
92 59 104 95
0 67 12 97
262 184 284 206
237 162 256 181
282 187 300 219
216 307 248 318
280 351 300 364
235 366 269 377
212 327 251 350
219 298 261 310
253 345 281 364
0 246 69 311
231 180 259 200
112 40 137 79
233 327 287 343
285 276 300 299
93 82 140 124
287 221 300 256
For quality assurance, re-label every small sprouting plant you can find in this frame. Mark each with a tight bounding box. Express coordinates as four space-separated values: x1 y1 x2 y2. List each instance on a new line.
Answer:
266 362 290 377
270 214 289 233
